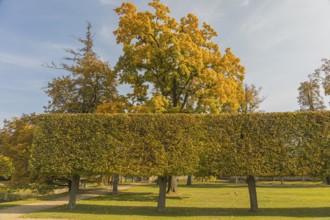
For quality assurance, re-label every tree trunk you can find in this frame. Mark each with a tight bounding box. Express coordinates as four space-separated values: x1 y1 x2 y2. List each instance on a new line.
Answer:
167 176 177 193
246 175 258 212
326 176 330 185
157 176 167 212
102 176 106 186
112 175 119 193
187 176 192 185
68 174 80 210
67 179 72 191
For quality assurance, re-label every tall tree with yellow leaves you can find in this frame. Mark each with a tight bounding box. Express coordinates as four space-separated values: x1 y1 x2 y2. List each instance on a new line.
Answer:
113 0 245 202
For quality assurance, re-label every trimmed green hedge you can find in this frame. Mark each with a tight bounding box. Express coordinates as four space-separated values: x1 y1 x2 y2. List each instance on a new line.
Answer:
32 112 330 178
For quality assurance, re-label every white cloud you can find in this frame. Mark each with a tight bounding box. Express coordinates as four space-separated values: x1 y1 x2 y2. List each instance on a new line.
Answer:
240 0 330 51
0 53 41 69
40 42 72 52
240 0 250 7
99 0 118 6
99 25 116 45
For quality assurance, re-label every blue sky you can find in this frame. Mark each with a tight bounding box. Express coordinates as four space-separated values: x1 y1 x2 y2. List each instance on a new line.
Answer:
1 0 330 127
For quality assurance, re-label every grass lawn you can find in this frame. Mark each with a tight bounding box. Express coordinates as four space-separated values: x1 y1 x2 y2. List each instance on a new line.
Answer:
26 181 330 220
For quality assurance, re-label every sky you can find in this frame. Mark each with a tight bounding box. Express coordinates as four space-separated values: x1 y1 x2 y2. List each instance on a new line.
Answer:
1 0 330 127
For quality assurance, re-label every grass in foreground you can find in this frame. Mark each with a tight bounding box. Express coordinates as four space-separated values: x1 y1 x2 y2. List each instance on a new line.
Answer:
26 182 330 220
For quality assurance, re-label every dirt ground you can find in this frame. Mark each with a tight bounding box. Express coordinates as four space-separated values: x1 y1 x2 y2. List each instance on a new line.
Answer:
0 186 129 220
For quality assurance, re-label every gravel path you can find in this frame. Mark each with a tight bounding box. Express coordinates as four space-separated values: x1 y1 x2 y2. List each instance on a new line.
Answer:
0 185 130 220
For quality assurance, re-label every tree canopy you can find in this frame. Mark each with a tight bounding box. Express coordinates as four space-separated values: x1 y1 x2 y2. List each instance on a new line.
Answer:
114 0 245 113
297 75 325 111
31 112 330 211
0 115 35 189
44 23 119 114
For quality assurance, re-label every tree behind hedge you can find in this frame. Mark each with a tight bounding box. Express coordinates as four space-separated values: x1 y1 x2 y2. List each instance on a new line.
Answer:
114 0 246 193
0 115 35 189
43 22 120 209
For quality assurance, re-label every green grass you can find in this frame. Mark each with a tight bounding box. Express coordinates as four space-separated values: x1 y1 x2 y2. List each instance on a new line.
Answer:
24 181 330 220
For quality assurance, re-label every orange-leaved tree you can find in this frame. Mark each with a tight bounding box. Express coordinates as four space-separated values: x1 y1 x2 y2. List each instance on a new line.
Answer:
113 0 245 207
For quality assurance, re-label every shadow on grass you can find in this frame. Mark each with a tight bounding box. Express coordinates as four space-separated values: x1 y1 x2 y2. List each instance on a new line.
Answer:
43 205 330 218
181 183 328 189
180 184 243 189
95 192 187 202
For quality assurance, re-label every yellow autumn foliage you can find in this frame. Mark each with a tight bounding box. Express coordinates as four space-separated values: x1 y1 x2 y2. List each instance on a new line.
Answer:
114 0 245 113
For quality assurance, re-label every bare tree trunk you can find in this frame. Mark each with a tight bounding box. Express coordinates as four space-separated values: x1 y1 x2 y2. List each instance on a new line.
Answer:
167 176 177 193
326 177 330 185
68 174 80 210
246 175 258 212
102 176 107 186
112 175 119 193
187 176 192 185
280 177 284 185
157 176 167 212
67 179 72 191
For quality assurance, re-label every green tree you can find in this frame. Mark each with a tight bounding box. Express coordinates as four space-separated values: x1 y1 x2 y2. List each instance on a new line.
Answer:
32 114 201 212
0 115 69 193
44 22 119 209
31 115 119 209
297 75 325 111
316 58 330 98
45 22 119 114
310 58 330 183
201 112 326 211
114 0 245 196
298 61 330 185
239 84 266 113
32 113 328 212
0 115 34 189
0 155 13 179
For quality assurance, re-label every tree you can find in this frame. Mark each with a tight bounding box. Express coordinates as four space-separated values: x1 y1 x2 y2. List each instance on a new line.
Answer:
114 0 245 113
239 84 266 113
44 22 119 209
32 114 200 212
32 112 328 212
96 99 128 194
316 58 330 99
0 115 71 193
298 59 330 185
297 75 325 111
31 115 119 210
114 0 245 197
0 115 35 189
0 155 13 179
201 112 326 212
45 22 119 114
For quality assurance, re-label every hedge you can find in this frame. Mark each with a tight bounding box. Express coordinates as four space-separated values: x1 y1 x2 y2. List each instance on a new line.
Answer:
31 111 330 211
